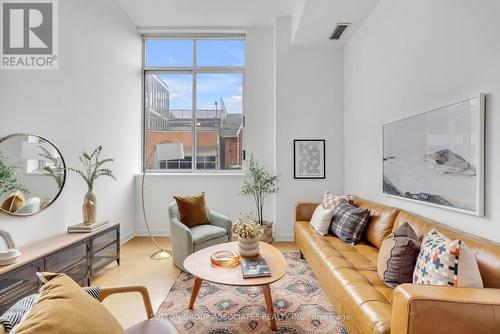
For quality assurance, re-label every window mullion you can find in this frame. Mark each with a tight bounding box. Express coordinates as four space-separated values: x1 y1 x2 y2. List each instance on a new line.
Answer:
192 38 197 173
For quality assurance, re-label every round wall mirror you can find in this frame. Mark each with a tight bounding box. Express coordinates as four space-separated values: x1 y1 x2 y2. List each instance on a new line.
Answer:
0 134 66 216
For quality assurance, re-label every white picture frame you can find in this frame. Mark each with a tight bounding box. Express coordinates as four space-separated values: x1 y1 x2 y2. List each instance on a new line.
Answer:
382 94 485 216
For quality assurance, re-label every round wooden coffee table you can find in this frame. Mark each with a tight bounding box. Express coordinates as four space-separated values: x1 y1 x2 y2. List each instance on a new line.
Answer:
183 241 287 330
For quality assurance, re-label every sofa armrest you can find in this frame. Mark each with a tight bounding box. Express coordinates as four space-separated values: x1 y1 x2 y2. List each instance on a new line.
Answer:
295 202 319 221
208 210 232 240
99 285 154 319
392 283 500 334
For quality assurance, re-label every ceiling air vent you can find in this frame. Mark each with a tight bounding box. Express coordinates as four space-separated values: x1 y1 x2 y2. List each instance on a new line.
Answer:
330 23 350 40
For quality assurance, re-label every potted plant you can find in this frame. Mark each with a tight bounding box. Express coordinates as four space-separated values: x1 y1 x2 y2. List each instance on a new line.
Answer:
241 154 279 243
67 146 116 226
232 215 264 257
0 151 29 197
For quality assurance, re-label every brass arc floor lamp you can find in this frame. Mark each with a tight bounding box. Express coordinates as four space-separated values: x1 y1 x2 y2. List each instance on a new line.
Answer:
141 143 184 260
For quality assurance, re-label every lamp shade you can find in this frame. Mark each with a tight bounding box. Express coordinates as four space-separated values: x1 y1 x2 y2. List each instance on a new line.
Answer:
154 143 185 162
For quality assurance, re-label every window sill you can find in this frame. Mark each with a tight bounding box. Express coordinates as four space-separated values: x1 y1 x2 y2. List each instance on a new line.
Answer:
135 172 244 177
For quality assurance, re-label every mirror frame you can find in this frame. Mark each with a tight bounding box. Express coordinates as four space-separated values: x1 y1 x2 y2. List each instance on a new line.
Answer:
0 133 66 217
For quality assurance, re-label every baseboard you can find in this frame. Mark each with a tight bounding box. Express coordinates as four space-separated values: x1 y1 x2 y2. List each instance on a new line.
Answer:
120 231 136 245
135 228 171 237
274 234 294 242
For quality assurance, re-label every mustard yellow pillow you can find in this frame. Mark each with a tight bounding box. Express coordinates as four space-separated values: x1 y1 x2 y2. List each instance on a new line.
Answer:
174 192 210 228
15 273 123 334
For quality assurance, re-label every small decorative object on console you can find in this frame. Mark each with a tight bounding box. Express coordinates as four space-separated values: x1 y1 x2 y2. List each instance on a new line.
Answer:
240 258 271 278
67 146 116 226
233 216 264 257
67 221 110 233
0 230 21 266
210 250 240 268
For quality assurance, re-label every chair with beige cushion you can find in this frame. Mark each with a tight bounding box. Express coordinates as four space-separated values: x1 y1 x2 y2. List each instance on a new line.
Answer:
168 201 232 271
0 285 179 334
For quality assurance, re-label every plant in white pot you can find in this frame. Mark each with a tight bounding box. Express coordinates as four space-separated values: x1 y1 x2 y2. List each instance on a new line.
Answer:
232 216 264 257
241 154 279 243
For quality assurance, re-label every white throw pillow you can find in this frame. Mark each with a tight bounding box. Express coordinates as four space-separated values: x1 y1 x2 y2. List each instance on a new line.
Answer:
309 204 335 236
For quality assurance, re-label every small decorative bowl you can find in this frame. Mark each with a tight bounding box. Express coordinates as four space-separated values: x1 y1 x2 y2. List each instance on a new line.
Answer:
210 250 240 268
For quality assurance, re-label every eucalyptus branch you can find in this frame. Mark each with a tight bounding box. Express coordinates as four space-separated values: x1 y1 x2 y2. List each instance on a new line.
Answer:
67 146 116 191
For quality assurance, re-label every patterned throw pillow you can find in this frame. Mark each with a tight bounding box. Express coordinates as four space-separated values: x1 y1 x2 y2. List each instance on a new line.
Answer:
322 192 353 210
413 229 483 287
377 222 421 288
0 295 38 333
329 202 370 244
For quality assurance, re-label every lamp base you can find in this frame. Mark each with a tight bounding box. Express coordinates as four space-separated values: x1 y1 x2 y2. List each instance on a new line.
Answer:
150 249 172 261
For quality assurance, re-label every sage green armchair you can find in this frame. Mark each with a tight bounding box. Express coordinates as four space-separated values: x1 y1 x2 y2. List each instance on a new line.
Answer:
168 201 232 271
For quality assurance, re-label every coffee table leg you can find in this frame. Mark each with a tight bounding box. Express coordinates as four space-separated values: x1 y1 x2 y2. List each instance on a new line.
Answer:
262 284 277 331
188 277 203 309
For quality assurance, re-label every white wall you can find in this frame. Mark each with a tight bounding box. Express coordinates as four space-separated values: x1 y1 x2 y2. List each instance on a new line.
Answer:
344 0 500 242
135 27 276 236
274 17 344 240
0 0 142 246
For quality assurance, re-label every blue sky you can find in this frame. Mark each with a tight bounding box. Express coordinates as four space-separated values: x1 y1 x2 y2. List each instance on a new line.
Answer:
146 40 244 113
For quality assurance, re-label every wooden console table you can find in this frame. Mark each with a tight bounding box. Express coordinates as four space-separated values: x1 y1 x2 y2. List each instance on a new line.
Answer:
0 223 120 314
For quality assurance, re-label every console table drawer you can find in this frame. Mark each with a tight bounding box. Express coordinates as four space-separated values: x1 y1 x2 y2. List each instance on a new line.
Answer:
92 229 118 252
92 243 118 273
0 260 43 314
45 241 88 273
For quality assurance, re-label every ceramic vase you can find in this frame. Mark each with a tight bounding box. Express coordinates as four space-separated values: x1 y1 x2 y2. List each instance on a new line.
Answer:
82 190 96 226
238 236 260 257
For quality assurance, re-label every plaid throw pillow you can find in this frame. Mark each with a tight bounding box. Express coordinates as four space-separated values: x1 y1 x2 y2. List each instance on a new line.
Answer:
329 202 370 244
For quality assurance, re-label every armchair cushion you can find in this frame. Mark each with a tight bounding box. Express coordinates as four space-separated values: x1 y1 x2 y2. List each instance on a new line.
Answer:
173 193 209 228
191 225 227 245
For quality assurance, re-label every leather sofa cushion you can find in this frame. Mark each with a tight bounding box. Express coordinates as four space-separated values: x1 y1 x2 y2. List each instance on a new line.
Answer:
295 221 392 334
352 197 399 249
394 210 500 288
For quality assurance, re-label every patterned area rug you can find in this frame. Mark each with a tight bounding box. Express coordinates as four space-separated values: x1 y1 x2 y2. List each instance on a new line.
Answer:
157 252 347 333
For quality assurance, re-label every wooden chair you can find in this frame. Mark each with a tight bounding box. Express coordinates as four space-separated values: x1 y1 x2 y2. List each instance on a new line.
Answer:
0 286 179 334
99 285 180 334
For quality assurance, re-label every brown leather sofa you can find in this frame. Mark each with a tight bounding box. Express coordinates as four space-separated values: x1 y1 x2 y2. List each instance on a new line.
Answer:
294 196 500 334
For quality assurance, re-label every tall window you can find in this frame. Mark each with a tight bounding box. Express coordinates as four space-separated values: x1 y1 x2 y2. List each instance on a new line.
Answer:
143 36 245 172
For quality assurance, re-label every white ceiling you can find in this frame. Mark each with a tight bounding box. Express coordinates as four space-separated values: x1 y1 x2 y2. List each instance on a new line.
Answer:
114 0 295 28
114 0 379 46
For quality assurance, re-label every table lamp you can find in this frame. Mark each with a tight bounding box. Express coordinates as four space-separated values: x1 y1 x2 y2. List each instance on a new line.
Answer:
141 142 184 260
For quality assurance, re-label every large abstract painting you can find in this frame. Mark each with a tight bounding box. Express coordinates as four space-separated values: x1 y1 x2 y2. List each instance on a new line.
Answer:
383 95 485 216
294 139 325 179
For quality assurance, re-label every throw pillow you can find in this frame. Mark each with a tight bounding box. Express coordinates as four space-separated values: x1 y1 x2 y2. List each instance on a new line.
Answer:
309 204 336 235
329 202 370 244
1 192 25 213
174 192 210 228
13 273 123 334
413 229 483 287
321 192 352 210
0 287 101 334
377 222 421 288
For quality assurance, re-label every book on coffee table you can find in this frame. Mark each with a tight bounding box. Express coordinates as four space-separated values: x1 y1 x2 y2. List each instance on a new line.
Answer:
67 221 109 233
240 258 271 278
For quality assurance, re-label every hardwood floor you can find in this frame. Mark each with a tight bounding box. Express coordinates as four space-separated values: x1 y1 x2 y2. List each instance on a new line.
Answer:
92 237 297 329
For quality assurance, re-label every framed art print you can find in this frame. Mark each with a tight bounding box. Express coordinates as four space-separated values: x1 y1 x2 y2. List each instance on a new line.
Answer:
294 139 325 179
383 94 485 216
